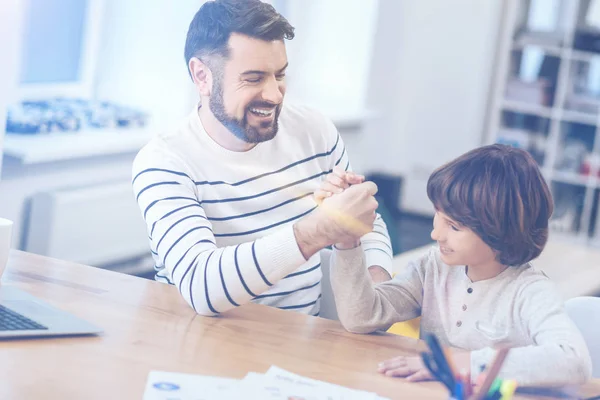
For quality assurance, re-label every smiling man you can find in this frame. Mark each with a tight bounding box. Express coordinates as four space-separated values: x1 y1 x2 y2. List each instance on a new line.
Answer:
132 0 393 317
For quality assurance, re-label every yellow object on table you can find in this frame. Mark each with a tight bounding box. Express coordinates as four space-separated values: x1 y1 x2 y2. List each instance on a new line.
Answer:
384 271 421 338
387 317 420 338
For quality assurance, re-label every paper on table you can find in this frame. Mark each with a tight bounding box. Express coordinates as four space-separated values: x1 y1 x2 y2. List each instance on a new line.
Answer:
236 371 340 400
265 366 389 400
143 371 238 400
143 367 389 400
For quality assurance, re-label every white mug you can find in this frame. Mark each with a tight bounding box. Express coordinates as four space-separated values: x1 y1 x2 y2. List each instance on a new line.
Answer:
0 218 13 282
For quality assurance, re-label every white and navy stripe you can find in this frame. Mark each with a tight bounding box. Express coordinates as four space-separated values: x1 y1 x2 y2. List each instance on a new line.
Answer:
132 104 392 316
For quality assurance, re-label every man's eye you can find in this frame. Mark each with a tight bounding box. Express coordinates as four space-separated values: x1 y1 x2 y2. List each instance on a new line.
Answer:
450 224 459 231
245 77 262 83
276 74 286 81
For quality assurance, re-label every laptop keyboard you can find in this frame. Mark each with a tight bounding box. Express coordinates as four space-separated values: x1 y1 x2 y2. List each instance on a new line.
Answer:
0 304 48 331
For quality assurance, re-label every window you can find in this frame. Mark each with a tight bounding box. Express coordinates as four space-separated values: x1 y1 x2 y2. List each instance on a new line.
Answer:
17 0 105 99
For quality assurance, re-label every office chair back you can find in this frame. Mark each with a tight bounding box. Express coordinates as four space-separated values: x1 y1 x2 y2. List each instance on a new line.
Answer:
565 296 600 378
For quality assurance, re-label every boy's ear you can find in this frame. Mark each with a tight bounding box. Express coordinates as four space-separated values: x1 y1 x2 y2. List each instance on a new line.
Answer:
189 57 213 97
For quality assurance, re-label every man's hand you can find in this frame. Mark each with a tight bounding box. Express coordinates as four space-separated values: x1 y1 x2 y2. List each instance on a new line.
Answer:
313 167 391 283
368 265 392 283
294 181 379 259
318 182 379 242
313 166 369 250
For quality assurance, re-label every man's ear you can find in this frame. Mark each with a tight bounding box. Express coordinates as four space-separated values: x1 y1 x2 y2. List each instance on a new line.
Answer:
189 57 213 97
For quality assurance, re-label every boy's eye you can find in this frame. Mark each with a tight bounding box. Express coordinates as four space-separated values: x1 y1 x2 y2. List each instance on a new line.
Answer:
276 74 286 81
450 225 459 231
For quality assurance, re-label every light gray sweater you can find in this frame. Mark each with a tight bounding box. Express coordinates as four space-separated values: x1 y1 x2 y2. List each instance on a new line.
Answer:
330 246 592 386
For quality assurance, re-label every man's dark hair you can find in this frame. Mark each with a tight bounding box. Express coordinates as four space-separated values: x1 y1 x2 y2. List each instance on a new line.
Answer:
427 144 554 266
184 0 294 75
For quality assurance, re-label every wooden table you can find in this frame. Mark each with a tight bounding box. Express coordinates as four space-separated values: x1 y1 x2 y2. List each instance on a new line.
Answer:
1 251 599 400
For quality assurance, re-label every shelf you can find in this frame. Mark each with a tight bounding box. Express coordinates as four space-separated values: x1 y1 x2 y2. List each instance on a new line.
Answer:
2 128 154 165
570 49 600 64
510 46 600 64
552 170 591 187
492 3 600 251
502 100 553 118
561 109 599 126
501 100 600 125
512 42 563 58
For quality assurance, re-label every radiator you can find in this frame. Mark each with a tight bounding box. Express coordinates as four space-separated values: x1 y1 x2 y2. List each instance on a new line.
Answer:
24 181 151 271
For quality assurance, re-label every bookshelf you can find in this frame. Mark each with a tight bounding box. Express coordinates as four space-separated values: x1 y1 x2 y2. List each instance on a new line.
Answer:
486 0 600 246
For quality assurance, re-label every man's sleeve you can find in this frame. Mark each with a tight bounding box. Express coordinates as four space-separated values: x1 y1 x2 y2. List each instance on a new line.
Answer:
132 145 308 316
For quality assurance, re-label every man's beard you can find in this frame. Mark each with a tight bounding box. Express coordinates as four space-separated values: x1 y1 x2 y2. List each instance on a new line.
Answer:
209 79 281 144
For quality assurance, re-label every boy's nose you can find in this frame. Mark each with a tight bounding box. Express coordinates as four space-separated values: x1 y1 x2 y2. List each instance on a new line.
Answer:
430 228 438 241
430 226 444 242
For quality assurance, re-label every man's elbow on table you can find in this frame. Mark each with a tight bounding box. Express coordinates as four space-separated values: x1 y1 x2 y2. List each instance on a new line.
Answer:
193 308 220 317
182 296 224 317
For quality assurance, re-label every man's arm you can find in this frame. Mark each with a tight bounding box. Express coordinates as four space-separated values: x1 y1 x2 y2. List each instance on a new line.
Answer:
363 213 393 282
368 264 392 283
133 154 310 316
133 146 379 316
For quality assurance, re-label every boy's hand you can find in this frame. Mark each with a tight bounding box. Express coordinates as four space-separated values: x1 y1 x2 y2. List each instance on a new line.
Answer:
314 166 365 204
378 351 471 382
378 355 433 381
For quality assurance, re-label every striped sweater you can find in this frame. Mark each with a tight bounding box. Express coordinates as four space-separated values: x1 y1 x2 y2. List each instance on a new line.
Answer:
132 104 393 316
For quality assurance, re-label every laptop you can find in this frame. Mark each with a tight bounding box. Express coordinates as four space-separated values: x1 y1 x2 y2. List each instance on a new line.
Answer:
0 285 103 338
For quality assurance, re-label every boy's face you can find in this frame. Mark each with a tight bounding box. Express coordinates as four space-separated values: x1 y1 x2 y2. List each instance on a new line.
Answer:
430 210 497 268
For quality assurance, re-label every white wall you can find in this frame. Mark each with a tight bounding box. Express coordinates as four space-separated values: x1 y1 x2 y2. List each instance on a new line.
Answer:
281 0 379 122
346 0 504 215
0 0 25 179
95 0 201 133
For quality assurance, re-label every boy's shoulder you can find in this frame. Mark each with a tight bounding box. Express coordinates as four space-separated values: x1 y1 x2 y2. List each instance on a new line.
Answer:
403 246 446 275
508 263 562 302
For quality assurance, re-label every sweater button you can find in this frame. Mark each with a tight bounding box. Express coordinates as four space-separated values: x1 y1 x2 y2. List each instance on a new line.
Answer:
467 288 473 294
456 320 462 327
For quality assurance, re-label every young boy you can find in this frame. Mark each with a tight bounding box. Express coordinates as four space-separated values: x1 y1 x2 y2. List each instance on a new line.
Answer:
320 144 592 386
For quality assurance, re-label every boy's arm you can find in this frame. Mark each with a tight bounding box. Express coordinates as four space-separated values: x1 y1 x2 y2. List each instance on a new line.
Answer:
327 132 393 281
470 279 592 386
330 246 426 334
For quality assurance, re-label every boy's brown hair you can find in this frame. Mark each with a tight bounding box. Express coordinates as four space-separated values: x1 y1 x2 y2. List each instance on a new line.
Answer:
426 144 554 266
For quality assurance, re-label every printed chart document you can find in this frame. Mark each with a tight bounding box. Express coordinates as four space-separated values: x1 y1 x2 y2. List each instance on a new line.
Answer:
143 367 390 400
264 366 388 400
143 371 238 400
